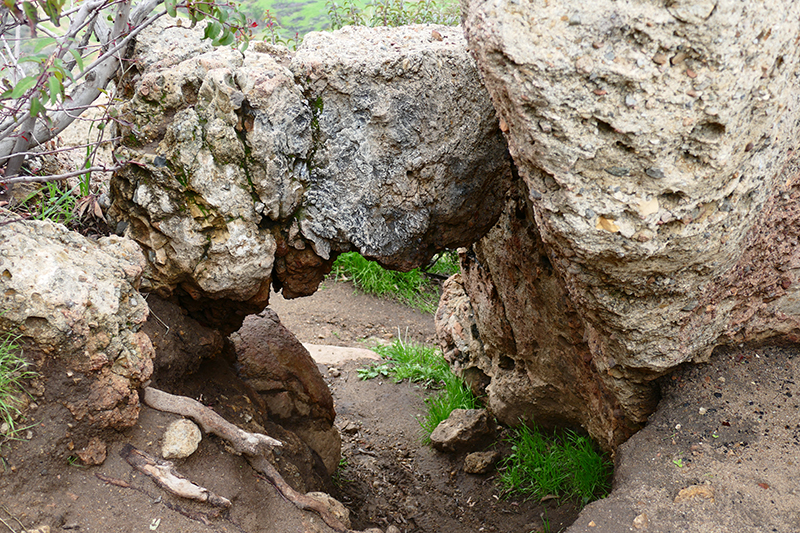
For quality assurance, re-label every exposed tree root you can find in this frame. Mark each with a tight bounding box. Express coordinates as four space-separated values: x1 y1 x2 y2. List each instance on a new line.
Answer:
143 387 282 454
94 472 229 528
120 444 232 508
142 386 354 533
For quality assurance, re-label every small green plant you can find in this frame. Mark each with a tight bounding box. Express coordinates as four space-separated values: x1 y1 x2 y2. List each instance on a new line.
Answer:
357 362 391 380
359 337 479 441
332 455 351 486
427 250 460 277
0 332 36 443
15 181 79 225
419 373 480 441
331 252 443 313
66 455 86 468
499 423 612 506
372 337 450 385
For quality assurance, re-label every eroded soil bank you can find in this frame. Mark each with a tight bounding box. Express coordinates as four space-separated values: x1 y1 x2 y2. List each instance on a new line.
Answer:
0 281 579 533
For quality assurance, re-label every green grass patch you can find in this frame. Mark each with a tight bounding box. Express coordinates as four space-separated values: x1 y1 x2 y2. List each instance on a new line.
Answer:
359 337 478 441
0 332 37 443
418 373 480 442
499 422 613 506
331 251 455 313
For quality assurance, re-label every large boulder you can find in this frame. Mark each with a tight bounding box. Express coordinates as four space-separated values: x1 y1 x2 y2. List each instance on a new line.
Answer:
452 0 800 447
231 310 340 474
437 186 642 446
0 212 153 429
108 20 513 332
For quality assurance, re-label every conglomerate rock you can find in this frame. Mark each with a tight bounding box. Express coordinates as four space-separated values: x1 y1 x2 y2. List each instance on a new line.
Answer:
0 212 153 429
448 0 800 447
108 20 513 332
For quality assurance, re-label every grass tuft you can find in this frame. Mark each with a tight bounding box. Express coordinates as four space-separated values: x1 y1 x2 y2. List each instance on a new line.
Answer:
498 422 613 506
331 251 455 313
418 373 480 442
0 332 36 442
360 337 479 441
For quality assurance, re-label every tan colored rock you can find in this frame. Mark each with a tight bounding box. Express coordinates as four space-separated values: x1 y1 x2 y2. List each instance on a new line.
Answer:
305 492 351 529
464 450 500 474
437 188 643 446
429 409 495 453
457 0 800 447
161 418 202 459
0 213 153 430
674 485 715 504
77 437 108 466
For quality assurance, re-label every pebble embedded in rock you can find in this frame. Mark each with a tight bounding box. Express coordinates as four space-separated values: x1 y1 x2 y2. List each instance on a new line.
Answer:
161 418 202 459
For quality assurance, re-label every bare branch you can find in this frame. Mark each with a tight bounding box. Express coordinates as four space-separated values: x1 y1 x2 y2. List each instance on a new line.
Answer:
0 164 122 185
120 444 232 508
0 136 121 165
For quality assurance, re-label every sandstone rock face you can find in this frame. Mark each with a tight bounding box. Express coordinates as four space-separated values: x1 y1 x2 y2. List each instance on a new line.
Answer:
456 0 800 446
108 20 512 331
437 187 646 447
0 213 153 429
231 310 340 474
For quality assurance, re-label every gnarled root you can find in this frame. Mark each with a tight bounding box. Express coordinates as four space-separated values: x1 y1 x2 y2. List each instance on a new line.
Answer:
142 386 353 533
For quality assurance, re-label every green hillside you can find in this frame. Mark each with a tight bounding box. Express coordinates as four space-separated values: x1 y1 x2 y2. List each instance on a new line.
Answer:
239 0 459 40
244 0 340 36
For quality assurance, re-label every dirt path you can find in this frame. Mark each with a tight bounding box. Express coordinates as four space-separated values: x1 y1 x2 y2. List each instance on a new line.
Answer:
271 281 580 532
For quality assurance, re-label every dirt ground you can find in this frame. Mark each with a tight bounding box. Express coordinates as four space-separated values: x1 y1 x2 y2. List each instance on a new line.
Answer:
567 341 800 533
0 280 579 533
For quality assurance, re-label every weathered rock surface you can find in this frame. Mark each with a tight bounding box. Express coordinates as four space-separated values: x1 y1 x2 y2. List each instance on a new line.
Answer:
464 450 500 475
0 212 153 429
429 408 495 453
456 0 800 446
161 418 202 459
231 310 340 474
108 20 512 331
437 187 638 446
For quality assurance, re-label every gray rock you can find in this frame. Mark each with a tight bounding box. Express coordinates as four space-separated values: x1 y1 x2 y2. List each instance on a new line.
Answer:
108 20 512 332
429 409 495 453
464 450 500 474
458 0 800 447
0 212 153 430
292 25 512 270
161 418 202 459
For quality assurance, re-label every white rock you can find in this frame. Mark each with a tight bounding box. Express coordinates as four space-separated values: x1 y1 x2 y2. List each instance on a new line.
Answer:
162 419 202 459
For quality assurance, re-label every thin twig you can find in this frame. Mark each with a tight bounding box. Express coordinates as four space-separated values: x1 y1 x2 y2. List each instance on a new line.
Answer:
0 505 24 533
0 164 122 186
0 136 120 165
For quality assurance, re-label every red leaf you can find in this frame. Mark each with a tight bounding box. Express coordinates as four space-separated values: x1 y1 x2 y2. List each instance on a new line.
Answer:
757 483 770 490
